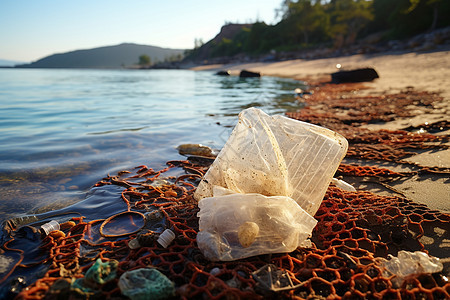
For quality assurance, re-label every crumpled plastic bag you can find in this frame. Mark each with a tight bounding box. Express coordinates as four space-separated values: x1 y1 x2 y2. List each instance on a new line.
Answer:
196 187 317 261
194 107 348 216
194 108 348 261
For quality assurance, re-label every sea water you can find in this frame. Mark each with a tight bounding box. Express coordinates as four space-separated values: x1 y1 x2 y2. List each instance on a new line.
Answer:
0 68 305 222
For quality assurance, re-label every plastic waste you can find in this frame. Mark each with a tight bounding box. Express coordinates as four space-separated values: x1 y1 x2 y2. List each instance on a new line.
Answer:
196 188 317 261
84 258 118 285
331 178 356 192
128 238 141 250
40 220 60 236
157 229 175 248
194 107 348 216
118 268 175 300
378 250 443 282
71 258 118 296
252 264 302 291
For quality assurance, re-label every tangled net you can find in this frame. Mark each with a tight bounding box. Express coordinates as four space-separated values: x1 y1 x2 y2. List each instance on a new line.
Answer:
1 81 449 299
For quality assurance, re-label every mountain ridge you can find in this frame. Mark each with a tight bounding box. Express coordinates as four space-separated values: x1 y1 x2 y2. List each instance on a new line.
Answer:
16 43 185 69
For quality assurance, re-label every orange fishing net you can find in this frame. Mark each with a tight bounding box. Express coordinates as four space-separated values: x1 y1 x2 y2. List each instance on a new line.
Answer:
1 82 449 299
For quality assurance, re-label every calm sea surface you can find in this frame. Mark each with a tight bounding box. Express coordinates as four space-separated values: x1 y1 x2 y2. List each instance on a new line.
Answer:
0 68 305 222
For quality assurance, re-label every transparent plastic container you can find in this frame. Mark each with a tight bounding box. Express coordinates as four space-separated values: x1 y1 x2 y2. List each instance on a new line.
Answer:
197 191 317 261
40 220 60 236
194 108 348 216
157 229 175 248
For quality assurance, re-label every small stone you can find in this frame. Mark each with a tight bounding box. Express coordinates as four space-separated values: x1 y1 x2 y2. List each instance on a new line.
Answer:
238 221 259 248
128 238 141 250
210 267 221 276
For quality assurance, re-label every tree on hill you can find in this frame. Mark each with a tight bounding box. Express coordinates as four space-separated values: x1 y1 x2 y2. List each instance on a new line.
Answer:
138 54 151 66
327 0 374 48
407 0 449 31
284 0 329 45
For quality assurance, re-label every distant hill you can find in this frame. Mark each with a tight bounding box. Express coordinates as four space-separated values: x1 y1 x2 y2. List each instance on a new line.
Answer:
0 59 26 67
187 23 252 62
16 43 185 69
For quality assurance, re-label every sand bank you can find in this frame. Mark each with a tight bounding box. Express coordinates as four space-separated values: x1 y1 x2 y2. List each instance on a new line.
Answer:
192 47 450 213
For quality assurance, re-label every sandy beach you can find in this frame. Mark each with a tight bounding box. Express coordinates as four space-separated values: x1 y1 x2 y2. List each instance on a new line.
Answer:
192 47 450 213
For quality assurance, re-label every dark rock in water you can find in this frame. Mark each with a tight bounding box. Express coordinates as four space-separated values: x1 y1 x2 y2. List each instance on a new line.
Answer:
216 70 230 76
331 68 379 83
239 70 261 78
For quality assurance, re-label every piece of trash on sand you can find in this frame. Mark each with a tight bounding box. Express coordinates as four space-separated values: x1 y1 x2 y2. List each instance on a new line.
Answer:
157 229 175 248
195 108 347 261
195 107 348 216
377 250 443 285
196 189 317 261
71 258 118 296
40 220 60 236
118 268 175 300
252 264 302 292
331 178 356 192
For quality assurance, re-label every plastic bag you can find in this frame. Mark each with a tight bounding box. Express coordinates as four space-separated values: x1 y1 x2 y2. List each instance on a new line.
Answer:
379 250 443 279
196 187 317 261
194 107 348 216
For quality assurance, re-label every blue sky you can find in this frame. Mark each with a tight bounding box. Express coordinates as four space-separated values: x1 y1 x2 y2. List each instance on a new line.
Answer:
0 0 282 62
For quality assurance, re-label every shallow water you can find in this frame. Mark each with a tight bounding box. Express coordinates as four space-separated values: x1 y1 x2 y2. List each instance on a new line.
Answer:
0 68 305 222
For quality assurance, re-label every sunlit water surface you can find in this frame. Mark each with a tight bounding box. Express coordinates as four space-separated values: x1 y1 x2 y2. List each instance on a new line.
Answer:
0 68 305 222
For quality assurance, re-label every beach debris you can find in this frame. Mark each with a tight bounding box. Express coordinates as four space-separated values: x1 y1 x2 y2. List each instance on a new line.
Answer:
176 143 217 158
252 264 302 292
239 70 261 78
118 268 175 300
84 258 118 286
215 70 230 76
157 229 175 248
48 230 65 239
128 238 141 250
196 191 317 261
378 251 443 283
331 178 356 192
60 220 76 230
331 67 379 83
40 220 60 236
4 80 450 299
137 229 158 247
99 211 146 238
70 259 118 297
194 108 347 261
195 108 348 216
